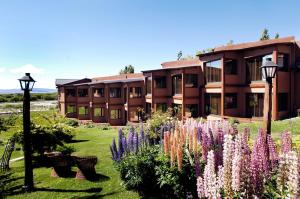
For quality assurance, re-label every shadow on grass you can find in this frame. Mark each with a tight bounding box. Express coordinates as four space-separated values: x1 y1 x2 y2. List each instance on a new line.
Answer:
66 139 89 143
86 173 110 182
71 190 122 199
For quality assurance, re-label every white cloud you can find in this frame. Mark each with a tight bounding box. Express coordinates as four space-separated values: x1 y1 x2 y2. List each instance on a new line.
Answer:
0 67 5 73
10 64 45 74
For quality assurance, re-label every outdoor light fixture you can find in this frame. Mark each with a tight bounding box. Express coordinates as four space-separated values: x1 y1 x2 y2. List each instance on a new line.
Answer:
18 73 35 192
260 60 278 83
260 60 278 135
18 73 36 91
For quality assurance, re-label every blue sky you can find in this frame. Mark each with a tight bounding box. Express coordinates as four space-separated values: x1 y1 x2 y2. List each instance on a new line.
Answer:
0 0 299 89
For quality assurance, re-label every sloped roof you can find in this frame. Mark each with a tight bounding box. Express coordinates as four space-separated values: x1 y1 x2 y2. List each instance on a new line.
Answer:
198 36 296 57
161 59 201 69
55 79 80 86
92 73 144 82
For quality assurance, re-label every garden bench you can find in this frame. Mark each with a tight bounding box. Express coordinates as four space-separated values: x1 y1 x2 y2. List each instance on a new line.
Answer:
0 138 15 172
73 156 97 180
48 154 73 177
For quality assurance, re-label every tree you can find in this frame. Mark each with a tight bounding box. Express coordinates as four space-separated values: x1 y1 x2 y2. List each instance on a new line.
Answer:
180 55 195 60
119 65 135 74
227 40 234 45
177 51 182 60
275 33 280 39
260 28 270 40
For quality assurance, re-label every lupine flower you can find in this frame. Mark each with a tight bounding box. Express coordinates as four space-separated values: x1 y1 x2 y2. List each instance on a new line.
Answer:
197 176 205 198
194 152 201 177
287 151 299 198
267 134 278 170
223 134 234 197
203 150 220 198
118 129 124 157
281 131 292 154
177 144 183 171
232 134 242 192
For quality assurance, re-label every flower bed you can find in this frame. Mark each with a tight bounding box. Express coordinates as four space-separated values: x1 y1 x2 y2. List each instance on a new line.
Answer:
110 119 299 198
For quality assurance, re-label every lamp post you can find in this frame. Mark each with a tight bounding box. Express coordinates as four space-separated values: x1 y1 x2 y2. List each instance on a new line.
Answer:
260 60 278 135
18 73 36 192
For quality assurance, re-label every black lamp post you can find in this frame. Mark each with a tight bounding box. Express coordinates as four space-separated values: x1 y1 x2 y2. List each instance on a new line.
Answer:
18 73 36 191
260 60 278 135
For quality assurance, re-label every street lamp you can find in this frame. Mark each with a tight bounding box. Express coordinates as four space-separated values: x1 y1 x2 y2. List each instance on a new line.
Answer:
260 60 278 134
18 73 36 191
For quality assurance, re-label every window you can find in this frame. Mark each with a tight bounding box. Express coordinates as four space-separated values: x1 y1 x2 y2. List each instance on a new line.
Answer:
155 77 167 88
278 93 288 112
94 88 104 97
78 89 88 97
278 54 289 72
79 106 89 115
94 107 104 117
225 59 237 75
246 93 264 117
67 105 76 113
66 89 76 97
111 109 121 119
172 75 182 95
246 55 271 82
146 103 151 117
172 104 182 117
185 74 198 88
205 59 221 83
156 103 167 112
109 88 121 98
130 87 142 98
130 110 142 121
146 77 152 94
225 93 237 109
205 93 221 115
185 104 198 118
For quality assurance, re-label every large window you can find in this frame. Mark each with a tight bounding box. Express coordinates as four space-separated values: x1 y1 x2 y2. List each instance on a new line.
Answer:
67 105 76 113
156 103 167 112
79 106 89 115
246 55 272 82
155 76 167 88
246 93 264 117
146 103 151 117
94 107 104 117
172 75 182 95
205 93 221 115
130 110 142 122
185 74 198 88
94 88 104 97
66 89 76 97
185 104 198 118
278 93 288 112
146 77 152 94
109 88 121 98
225 93 237 109
225 59 237 75
78 89 89 97
111 109 121 119
130 87 142 98
278 54 289 72
205 59 221 83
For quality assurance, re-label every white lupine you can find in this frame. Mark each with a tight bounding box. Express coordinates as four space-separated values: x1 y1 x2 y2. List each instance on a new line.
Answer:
197 177 205 198
223 134 234 197
287 151 299 198
232 134 242 192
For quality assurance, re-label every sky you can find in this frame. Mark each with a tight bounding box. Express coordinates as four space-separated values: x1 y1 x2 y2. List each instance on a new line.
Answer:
0 0 299 89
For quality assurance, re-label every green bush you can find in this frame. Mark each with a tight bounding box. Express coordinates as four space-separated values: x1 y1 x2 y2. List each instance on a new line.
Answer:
65 118 79 127
146 110 174 138
98 124 112 131
56 145 76 155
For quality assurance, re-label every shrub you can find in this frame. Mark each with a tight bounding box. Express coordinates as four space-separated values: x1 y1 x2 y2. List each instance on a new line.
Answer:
56 145 76 155
65 118 79 127
99 124 111 131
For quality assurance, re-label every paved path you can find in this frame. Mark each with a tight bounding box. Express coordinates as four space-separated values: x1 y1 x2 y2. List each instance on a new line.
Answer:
10 156 24 162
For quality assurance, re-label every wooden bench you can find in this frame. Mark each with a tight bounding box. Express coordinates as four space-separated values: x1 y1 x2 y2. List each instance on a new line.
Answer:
48 154 73 177
73 156 97 180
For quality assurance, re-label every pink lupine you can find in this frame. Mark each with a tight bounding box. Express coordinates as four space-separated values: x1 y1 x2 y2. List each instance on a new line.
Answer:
286 151 299 198
232 134 242 192
267 134 278 170
177 144 183 171
197 176 205 198
203 150 220 198
223 134 234 197
281 131 292 154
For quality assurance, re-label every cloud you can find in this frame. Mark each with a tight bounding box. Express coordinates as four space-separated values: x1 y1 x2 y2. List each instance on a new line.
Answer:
10 64 45 74
0 67 5 73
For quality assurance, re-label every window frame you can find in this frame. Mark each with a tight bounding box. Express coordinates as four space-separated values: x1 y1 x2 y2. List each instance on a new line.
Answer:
93 88 105 97
109 87 121 98
155 76 167 88
78 88 89 97
225 93 238 109
110 109 122 119
94 107 104 117
224 59 238 75
78 106 89 116
205 59 222 83
67 105 76 114
185 74 198 88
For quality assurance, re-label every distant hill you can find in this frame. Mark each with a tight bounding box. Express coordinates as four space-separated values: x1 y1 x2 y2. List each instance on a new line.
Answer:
0 88 57 94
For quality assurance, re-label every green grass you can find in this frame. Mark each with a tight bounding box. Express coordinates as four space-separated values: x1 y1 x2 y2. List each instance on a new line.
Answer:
2 127 140 199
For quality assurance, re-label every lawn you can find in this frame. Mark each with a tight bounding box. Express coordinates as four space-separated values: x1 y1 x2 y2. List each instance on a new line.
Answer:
1 126 140 199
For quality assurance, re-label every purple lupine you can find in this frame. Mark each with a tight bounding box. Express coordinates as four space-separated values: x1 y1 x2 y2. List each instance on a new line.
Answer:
194 152 201 177
214 129 224 167
280 131 292 154
118 129 124 158
135 132 139 153
111 138 119 161
197 127 202 143
140 125 145 145
201 131 209 161
267 134 278 170
122 137 127 154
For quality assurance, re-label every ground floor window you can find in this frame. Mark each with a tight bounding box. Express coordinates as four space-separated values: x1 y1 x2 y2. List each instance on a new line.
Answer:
79 106 89 116
67 105 76 114
146 103 151 116
185 104 198 118
205 93 221 115
225 93 237 109
130 110 142 121
94 107 104 117
278 93 288 112
172 103 182 117
246 93 264 117
111 109 122 119
156 103 167 112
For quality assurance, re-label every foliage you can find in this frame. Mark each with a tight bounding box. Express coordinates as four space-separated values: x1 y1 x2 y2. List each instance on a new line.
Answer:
64 118 79 127
260 28 270 40
98 123 112 131
119 65 134 74
56 144 76 155
13 122 74 156
146 109 174 138
0 114 18 132
0 92 57 103
275 32 280 39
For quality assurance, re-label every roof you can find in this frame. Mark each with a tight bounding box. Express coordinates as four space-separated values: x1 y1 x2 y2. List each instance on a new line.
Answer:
197 36 296 57
142 64 200 73
55 78 91 86
92 73 144 82
161 59 201 68
73 77 144 85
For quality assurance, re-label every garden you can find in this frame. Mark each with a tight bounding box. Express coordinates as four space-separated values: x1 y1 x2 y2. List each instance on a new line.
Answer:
0 110 299 198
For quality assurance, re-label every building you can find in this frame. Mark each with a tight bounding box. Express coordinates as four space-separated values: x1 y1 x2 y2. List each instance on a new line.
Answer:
56 36 300 125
